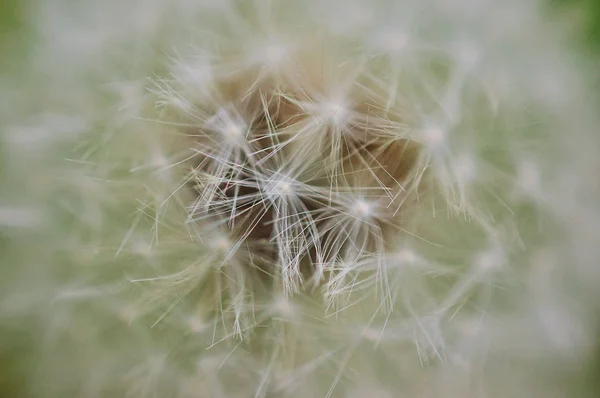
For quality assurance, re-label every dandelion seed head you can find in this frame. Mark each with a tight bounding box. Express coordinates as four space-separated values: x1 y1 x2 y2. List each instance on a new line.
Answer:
270 295 297 319
351 199 373 220
210 233 233 253
11 0 600 396
377 29 409 53
420 123 447 149
474 248 505 272
186 315 208 333
222 122 244 144
361 327 381 342
131 240 153 257
322 98 349 126
205 107 247 147
453 154 476 184
395 248 417 265
174 57 213 92
151 151 169 169
269 179 293 198
169 95 192 111
263 42 290 67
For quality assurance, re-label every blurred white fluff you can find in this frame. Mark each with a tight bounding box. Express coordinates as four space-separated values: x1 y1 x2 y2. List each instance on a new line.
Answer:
1 0 599 397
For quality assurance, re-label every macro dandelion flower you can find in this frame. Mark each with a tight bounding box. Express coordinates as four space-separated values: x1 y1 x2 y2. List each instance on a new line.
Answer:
1 0 599 397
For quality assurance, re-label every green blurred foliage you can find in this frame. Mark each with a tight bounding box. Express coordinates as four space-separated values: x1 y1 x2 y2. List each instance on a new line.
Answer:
0 0 31 76
552 0 600 47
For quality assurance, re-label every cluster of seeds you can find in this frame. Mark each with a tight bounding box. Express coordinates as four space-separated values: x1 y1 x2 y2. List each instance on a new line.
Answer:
3 1 598 397
161 46 428 302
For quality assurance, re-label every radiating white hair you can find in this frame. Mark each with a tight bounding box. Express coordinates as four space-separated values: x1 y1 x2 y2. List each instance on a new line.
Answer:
1 0 599 397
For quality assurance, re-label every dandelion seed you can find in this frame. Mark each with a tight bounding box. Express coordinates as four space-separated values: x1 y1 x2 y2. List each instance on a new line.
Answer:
453 154 476 185
214 235 233 252
474 247 505 272
351 199 372 220
377 29 409 54
187 316 208 333
205 107 248 148
323 99 349 126
263 42 291 68
394 248 417 265
420 123 446 148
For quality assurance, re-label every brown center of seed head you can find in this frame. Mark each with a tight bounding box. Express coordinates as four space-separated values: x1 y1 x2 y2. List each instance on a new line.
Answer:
185 65 422 288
